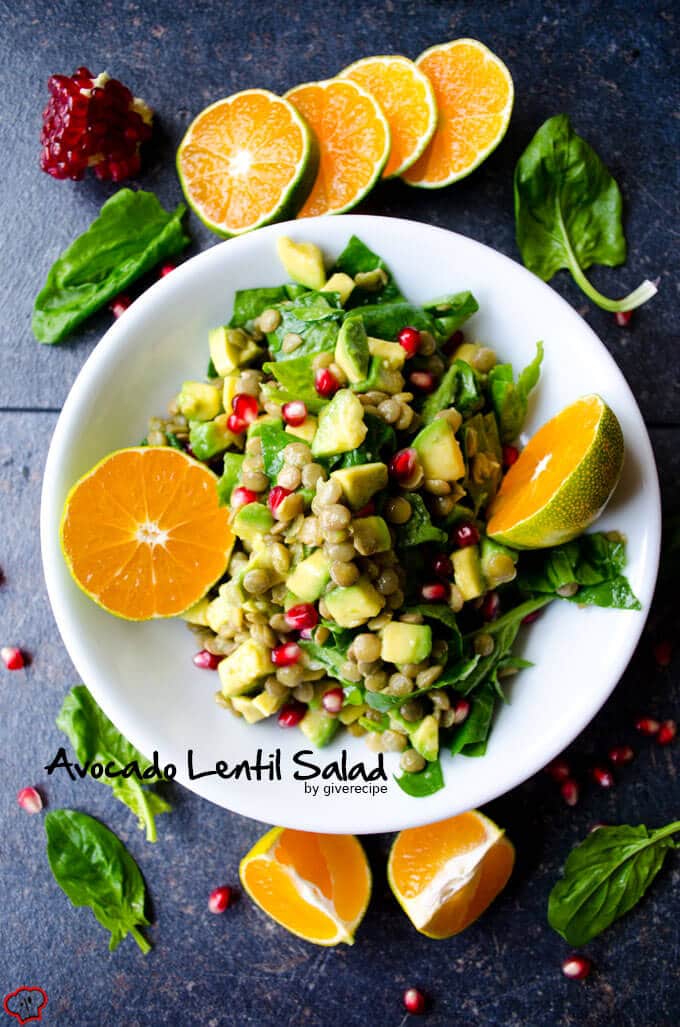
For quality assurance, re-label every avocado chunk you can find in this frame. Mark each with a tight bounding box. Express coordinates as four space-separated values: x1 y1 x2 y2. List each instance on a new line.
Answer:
299 707 340 747
276 236 326 290
285 415 317 443
232 502 274 547
222 373 239 415
324 576 383 628
189 414 239 460
338 703 368 725
177 381 222 422
335 316 370 383
311 389 367 458
209 326 260 376
321 272 355 305
206 593 243 633
380 622 432 664
287 549 331 602
368 337 406 369
231 695 268 724
181 597 211 626
351 515 392 556
217 453 245 505
331 462 388 510
452 545 486 601
480 537 518 587
251 691 286 719
413 418 465 481
218 639 274 697
410 714 440 762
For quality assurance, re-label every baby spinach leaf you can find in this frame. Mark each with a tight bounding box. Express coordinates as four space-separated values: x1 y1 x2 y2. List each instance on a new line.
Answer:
394 757 445 797
217 453 245 505
57 686 171 843
487 341 544 443
517 533 641 610
253 420 291 482
263 356 327 413
45 810 151 953
355 302 440 343
548 821 680 946
422 359 484 422
336 414 396 468
299 638 355 688
396 494 448 548
332 235 403 306
267 291 343 360
33 189 189 344
449 683 497 757
424 291 480 341
514 115 657 313
462 411 503 514
402 604 461 635
230 286 290 327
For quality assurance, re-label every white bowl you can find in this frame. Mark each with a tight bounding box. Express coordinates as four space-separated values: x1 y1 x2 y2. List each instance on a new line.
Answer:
41 215 661 834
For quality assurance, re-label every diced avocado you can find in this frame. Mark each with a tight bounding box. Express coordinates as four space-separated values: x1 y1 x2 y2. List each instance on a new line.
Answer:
218 639 274 697
380 622 432 664
311 389 367 458
189 414 239 460
452 545 486 601
209 326 260 376
321 272 355 305
410 714 440 762
331 462 388 510
232 503 274 547
285 416 317 443
299 707 340 747
480 537 518 587
242 548 286 586
287 549 331 602
222 374 239 415
276 236 326 290
177 381 222 422
181 597 211 626
324 576 383 628
351 515 392 556
338 703 368 725
231 695 267 724
335 316 369 384
252 691 286 718
413 418 465 481
368 337 406 369
207 594 243 633
217 453 245 505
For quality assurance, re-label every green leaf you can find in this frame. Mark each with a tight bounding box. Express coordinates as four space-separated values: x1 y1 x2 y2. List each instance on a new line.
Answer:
335 413 396 468
353 302 441 344
253 420 292 482
514 115 657 313
267 291 342 360
263 356 327 413
462 411 503 515
230 286 289 327
517 533 641 610
33 189 189 343
396 494 447 548
57 686 171 842
217 453 245 506
449 683 497 757
299 638 356 689
424 291 480 341
548 821 680 946
394 758 445 797
421 358 484 422
332 235 403 307
45 810 151 953
487 342 544 443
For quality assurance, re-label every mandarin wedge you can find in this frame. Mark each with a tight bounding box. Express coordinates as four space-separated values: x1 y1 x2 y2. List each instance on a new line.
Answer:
240 827 371 946
388 811 514 939
60 447 233 620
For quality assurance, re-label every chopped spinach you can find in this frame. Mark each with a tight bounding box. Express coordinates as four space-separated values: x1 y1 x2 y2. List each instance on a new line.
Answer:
487 341 544 443
396 494 448 548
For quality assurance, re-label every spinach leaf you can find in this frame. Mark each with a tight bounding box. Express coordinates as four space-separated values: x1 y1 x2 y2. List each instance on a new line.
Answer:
267 291 342 360
336 414 396 468
487 341 544 443
449 683 497 757
230 286 290 327
462 412 503 515
517 533 641 610
217 453 245 506
402 604 461 635
252 420 291 482
548 821 680 946
57 686 171 843
436 654 481 689
355 302 441 343
332 235 403 306
263 356 327 413
299 638 356 688
396 494 447 548
33 189 189 344
421 359 484 422
45 810 151 953
423 291 480 340
394 758 445 797
514 115 657 313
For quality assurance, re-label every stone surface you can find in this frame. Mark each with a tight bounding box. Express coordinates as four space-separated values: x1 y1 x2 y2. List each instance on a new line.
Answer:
0 2 678 1025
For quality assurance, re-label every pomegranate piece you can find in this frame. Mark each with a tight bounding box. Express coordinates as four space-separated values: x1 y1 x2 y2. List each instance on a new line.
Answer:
314 367 339 398
282 400 307 427
226 413 247 434
389 448 417 483
402 988 427 1014
614 310 633 327
159 262 176 277
231 486 258 512
232 393 258 424
502 444 519 467
409 371 436 392
560 778 579 807
545 758 571 782
452 699 470 724
591 766 614 788
608 745 634 765
40 68 153 181
480 591 500 621
354 501 376 518
17 786 43 814
271 642 301 667
634 716 660 736
521 609 542 625
653 639 673 667
453 522 479 548
278 702 306 728
208 885 232 914
432 553 453 579
397 326 421 358
562 955 592 980
321 687 344 714
1 646 25 671
268 486 292 515
109 294 131 319
657 719 676 745
421 581 448 602
448 329 464 350
193 650 223 671
284 603 318 632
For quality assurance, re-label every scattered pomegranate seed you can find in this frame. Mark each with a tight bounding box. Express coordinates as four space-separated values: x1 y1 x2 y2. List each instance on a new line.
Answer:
409 371 436 392
545 759 571 782
208 885 232 914
271 642 301 667
562 955 592 980
608 745 634 765
232 393 259 425
653 639 673 667
397 326 421 358
522 609 542 625
634 716 660 736
481 591 500 621
432 553 453 579
278 702 305 728
231 486 258 512
452 699 470 725
109 294 131 319
657 719 677 746
592 766 614 788
321 687 344 714
193 650 223 670
315 367 339 398
226 413 247 434
402 987 427 1014
268 486 292 515
354 501 375 517
1 646 25 671
561 778 579 806
285 603 319 632
17 786 43 814
421 582 448 602
614 310 633 327
448 329 464 349
389 448 417 483
502 444 519 467
453 522 479 548
282 400 307 427
159 262 176 277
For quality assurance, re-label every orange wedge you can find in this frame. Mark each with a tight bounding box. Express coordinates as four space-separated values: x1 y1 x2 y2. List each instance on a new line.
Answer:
340 55 437 178
60 447 234 620
240 827 371 946
388 811 514 939
403 39 514 188
177 89 318 236
285 78 390 217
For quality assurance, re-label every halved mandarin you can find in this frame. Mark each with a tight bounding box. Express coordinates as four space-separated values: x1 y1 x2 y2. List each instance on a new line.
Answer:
60 447 233 620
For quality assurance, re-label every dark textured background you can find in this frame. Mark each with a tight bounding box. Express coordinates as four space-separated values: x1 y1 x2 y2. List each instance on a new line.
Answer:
1 2 678 1025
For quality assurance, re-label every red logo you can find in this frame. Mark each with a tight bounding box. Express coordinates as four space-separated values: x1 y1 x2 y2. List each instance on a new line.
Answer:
3 988 48 1025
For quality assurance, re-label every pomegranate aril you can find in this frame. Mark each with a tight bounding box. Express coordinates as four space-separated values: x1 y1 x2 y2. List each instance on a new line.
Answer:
17 786 43 814
561 778 579 806
562 955 592 980
315 367 339 398
592 766 614 788
432 553 453 579
522 609 542 625
421 582 448 602
653 639 672 667
448 329 464 349
268 486 292 515
402 987 427 1014
502 444 519 467
634 717 660 736
231 486 258 511
452 699 470 725
453 522 479 548
409 371 436 392
481 591 500 621
282 400 307 427
109 294 131 318
284 603 318 632
159 262 176 277
321 687 344 714
271 642 301 667
397 326 421 358
2 646 25 671
193 650 223 671
232 393 259 424
354 501 376 518
608 745 634 765
208 885 232 914
389 448 417 483
615 310 633 327
545 758 571 782
227 413 247 434
657 719 676 745
278 702 305 728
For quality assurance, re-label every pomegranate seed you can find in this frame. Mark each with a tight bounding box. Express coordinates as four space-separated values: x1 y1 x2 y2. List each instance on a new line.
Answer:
653 639 673 667
315 367 339 398
109 294 131 318
522 609 542 625
271 642 301 667
634 716 660 736
592 766 614 789
432 553 453 578
402 988 427 1014
278 702 305 728
268 486 292 515
232 393 259 424
321 687 344 714
608 745 634 765
227 413 247 434
17 786 43 814
231 486 257 512
657 719 677 745
453 522 479 548
546 759 571 782
502 444 519 467
208 885 232 914
481 591 500 621
285 603 318 632
421 581 448 602
452 699 470 724
1 646 25 671
562 955 592 980
389 448 417 483
409 371 436 392
159 262 176 277
193 649 223 670
448 329 464 349
397 326 421 358
282 400 307 427
615 310 633 327
561 778 579 806
354 501 376 518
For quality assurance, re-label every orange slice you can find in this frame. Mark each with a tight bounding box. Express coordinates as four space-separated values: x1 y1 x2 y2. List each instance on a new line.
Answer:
340 55 437 178
388 811 514 939
60 447 234 620
488 395 624 549
176 89 318 236
285 78 390 217
240 827 371 946
403 39 514 188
